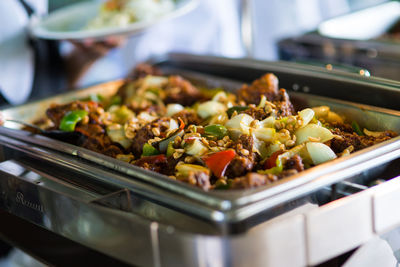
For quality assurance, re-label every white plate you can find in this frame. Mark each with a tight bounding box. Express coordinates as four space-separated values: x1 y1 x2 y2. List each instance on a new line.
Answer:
318 1 400 40
29 0 199 41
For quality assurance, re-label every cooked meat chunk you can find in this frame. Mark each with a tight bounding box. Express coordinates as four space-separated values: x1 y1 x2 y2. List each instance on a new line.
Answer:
75 123 105 137
81 134 123 157
237 73 279 104
224 134 257 178
180 171 211 191
274 89 295 117
284 154 304 172
225 156 254 178
330 128 397 153
236 134 254 153
330 129 363 153
330 122 354 133
134 155 168 173
130 118 170 157
130 124 155 157
46 101 101 128
243 107 270 120
172 110 202 126
230 172 278 189
103 145 125 158
164 76 202 106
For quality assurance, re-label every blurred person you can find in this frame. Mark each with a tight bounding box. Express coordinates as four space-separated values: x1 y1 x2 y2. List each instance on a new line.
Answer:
0 0 44 105
64 0 244 88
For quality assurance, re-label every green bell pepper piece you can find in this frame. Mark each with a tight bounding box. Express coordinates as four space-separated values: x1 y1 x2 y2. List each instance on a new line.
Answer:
258 156 284 175
142 143 160 157
82 93 104 102
352 121 364 136
166 141 175 157
204 124 228 139
59 110 88 132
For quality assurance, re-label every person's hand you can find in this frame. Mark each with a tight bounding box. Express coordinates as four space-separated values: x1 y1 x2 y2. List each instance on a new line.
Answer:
65 36 126 89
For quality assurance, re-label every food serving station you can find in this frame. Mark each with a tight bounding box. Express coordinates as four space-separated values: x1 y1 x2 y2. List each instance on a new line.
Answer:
0 54 400 266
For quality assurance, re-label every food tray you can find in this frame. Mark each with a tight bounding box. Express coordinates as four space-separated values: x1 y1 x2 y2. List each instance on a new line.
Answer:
278 1 400 81
0 54 399 227
0 54 400 266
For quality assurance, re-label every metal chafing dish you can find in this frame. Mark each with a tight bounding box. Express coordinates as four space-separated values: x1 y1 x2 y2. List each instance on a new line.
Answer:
278 1 400 81
0 54 400 266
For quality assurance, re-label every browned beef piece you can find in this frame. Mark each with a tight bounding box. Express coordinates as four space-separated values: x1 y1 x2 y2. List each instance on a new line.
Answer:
330 128 397 154
103 145 125 158
329 122 354 133
46 101 101 128
165 156 180 176
75 123 105 137
225 155 254 178
163 76 202 106
230 172 277 189
130 118 170 157
81 132 124 157
243 107 270 121
130 63 163 79
330 129 363 153
360 131 397 147
172 109 202 126
183 171 211 191
134 155 168 173
284 154 304 172
237 73 279 104
237 134 254 153
273 89 295 117
225 134 256 178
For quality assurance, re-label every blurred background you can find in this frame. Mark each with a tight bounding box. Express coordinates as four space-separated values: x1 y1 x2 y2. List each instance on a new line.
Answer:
0 0 396 107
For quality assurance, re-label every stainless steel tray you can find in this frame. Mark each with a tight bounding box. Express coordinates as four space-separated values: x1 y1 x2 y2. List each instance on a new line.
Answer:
278 1 400 81
1 54 400 266
0 150 399 266
0 54 399 226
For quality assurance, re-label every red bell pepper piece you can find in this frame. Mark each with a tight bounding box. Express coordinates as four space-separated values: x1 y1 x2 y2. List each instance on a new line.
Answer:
203 149 236 178
263 150 284 169
140 154 166 164
178 117 185 131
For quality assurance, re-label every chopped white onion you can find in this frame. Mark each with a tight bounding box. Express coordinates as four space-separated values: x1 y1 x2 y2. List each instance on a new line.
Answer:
258 95 267 108
295 123 333 145
169 118 179 131
106 125 132 149
253 128 276 142
225 113 254 135
166 104 184 117
137 112 157 123
141 75 168 88
197 101 226 119
265 141 282 157
363 128 385 137
298 108 314 127
185 139 208 156
306 142 337 165
326 111 343 123
212 91 227 102
312 106 330 118
259 116 275 128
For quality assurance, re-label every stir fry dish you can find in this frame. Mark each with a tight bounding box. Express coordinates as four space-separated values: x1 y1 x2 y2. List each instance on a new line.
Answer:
32 66 397 190
85 0 175 30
